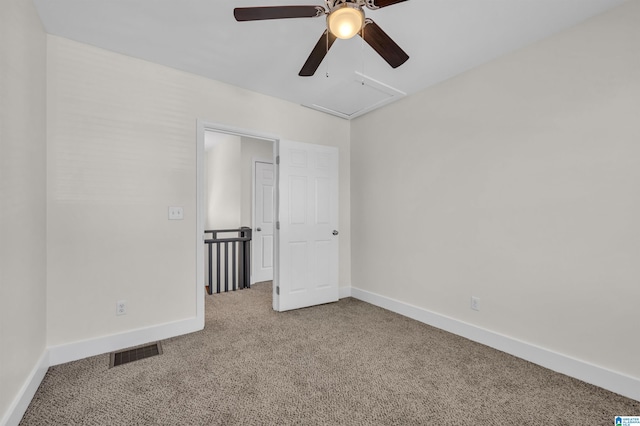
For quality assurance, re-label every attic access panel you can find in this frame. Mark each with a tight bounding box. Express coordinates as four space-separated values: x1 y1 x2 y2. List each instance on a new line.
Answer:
303 72 405 119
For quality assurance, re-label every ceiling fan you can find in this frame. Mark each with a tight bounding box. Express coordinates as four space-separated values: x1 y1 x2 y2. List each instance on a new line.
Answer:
234 0 409 76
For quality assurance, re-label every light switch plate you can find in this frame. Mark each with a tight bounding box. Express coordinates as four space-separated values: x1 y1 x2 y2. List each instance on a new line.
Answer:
168 206 184 220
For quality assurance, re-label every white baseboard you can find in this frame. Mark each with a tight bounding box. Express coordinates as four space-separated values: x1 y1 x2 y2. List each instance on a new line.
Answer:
48 316 203 366
338 285 352 299
1 350 49 426
349 286 640 402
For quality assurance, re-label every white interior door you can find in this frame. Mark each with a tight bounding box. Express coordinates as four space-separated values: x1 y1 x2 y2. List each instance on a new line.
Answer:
252 161 274 284
275 139 339 312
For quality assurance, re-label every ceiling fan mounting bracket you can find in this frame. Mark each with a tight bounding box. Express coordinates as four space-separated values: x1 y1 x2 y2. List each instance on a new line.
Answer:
325 0 369 12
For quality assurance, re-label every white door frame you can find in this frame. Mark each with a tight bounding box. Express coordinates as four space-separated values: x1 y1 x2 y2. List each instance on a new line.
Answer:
251 157 274 284
196 120 277 322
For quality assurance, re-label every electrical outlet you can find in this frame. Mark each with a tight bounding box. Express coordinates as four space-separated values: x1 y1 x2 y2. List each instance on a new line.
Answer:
471 296 480 311
116 300 127 316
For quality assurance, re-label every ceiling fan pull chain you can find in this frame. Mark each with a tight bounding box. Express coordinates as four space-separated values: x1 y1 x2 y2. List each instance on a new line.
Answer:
361 26 365 85
326 30 330 78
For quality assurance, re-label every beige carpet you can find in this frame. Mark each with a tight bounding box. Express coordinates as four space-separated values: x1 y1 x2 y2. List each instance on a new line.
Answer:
21 282 638 425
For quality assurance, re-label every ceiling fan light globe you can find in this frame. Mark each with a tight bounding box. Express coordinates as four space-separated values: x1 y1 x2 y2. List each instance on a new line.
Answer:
327 5 364 39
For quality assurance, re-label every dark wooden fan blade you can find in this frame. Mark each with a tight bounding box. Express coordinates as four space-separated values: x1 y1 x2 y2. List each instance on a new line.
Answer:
369 0 408 9
299 30 337 76
360 19 409 68
234 6 323 21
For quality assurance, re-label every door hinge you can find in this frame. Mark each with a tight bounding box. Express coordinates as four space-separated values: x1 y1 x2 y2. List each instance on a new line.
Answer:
276 221 280 230
276 286 280 295
276 155 280 165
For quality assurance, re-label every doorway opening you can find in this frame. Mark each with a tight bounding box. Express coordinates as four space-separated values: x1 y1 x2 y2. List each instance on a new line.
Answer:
196 121 276 315
196 121 340 318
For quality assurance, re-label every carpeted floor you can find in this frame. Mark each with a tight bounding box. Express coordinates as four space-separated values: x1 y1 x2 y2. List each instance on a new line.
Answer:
20 282 638 425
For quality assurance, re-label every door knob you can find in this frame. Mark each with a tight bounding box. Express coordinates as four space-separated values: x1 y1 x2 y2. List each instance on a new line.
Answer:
332 230 339 236
256 227 262 232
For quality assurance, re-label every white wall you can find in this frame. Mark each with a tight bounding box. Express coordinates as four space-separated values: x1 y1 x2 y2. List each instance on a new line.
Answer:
0 0 48 423
351 0 640 384
205 134 241 230
45 35 352 350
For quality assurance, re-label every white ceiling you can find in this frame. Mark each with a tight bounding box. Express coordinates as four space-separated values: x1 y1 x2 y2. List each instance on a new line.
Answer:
33 0 625 119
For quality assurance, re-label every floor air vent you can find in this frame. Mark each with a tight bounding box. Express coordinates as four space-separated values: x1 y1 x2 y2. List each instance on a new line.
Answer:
109 342 163 368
